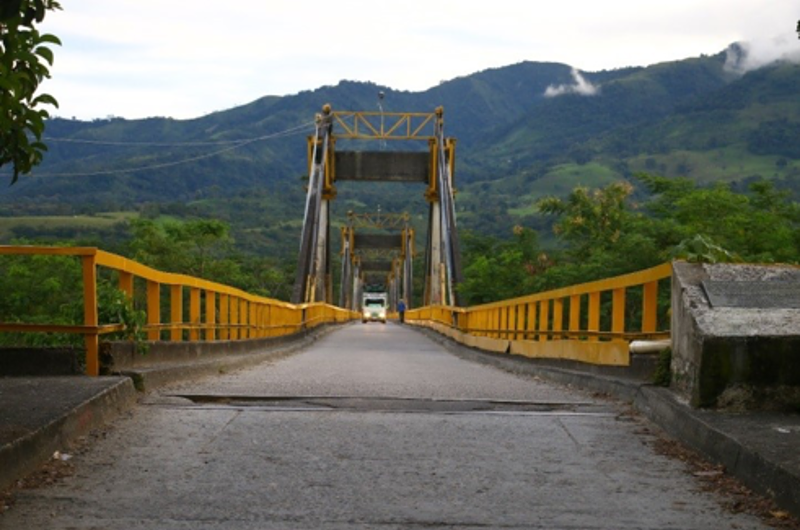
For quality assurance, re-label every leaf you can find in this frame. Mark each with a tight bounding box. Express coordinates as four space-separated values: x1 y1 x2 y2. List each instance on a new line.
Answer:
34 45 54 65
32 92 58 107
38 33 61 46
34 1 45 23
25 109 45 135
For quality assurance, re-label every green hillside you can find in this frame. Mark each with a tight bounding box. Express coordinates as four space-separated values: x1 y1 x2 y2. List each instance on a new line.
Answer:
2 47 799 259
458 60 800 226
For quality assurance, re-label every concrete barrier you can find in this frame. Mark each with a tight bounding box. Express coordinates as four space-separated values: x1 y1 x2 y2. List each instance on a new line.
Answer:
671 262 800 409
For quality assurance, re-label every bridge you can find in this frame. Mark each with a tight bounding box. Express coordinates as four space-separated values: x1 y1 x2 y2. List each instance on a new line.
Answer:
0 104 673 378
292 105 461 308
0 105 798 526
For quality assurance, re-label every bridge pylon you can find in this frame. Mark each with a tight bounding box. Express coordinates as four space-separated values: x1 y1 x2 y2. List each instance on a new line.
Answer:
292 104 463 307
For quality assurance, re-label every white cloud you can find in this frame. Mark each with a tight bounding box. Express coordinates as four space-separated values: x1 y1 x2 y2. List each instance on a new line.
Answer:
544 69 600 98
36 0 800 119
724 35 800 74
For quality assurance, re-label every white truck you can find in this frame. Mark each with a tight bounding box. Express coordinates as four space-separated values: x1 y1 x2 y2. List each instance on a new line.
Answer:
362 292 388 324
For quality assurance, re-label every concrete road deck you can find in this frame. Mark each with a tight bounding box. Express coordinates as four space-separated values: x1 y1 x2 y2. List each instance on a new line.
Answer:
0 323 778 529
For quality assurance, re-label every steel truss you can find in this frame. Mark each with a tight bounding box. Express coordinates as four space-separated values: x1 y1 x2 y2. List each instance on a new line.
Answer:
292 104 463 308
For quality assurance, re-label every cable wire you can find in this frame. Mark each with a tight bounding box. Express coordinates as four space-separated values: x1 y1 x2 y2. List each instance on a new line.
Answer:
31 121 314 178
44 137 250 147
43 135 271 147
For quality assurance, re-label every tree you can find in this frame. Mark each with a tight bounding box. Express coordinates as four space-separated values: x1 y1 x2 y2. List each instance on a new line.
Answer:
128 218 234 279
0 0 61 184
537 182 634 260
637 174 800 263
127 217 295 298
0 246 145 348
458 227 548 305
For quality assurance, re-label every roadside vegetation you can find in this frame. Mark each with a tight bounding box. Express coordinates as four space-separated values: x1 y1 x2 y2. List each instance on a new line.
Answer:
458 174 800 305
2 172 797 348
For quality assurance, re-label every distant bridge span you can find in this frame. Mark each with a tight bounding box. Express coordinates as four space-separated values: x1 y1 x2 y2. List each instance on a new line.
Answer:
291 105 463 310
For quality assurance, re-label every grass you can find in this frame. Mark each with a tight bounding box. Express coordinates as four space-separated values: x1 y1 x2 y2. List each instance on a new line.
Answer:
498 144 798 219
507 163 622 216
505 147 795 219
0 212 137 241
626 146 795 184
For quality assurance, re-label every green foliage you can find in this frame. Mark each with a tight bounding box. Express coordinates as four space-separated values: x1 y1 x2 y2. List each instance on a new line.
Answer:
0 52 798 317
0 0 61 184
537 182 634 260
462 176 800 306
0 251 81 338
95 280 146 350
746 119 800 158
653 348 672 387
0 54 798 267
459 227 545 305
638 174 800 263
670 235 739 264
129 218 234 279
0 249 145 348
127 217 293 299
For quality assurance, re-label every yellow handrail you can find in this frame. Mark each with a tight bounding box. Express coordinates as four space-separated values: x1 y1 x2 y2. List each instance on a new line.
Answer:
405 262 673 366
0 245 359 376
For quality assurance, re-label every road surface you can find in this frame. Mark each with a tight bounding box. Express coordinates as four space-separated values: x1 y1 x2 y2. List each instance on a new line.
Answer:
1 323 770 529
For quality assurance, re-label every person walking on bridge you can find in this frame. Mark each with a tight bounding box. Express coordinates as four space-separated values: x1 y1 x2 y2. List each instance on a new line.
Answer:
397 299 406 324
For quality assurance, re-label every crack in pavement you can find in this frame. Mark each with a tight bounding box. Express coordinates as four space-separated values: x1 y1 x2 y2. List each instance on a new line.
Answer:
148 394 617 417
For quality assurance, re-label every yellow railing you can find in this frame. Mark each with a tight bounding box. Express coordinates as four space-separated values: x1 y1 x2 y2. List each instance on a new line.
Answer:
0 246 358 376
405 262 673 366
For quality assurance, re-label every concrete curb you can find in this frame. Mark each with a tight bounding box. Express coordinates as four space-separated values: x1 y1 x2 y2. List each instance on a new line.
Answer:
0 377 137 491
635 386 800 517
119 323 340 392
413 325 800 517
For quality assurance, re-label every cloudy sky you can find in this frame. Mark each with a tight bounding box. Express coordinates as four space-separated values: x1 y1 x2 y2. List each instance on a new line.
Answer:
40 0 799 120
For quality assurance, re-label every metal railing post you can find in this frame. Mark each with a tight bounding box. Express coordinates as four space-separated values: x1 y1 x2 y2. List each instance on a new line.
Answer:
612 287 626 339
205 291 216 341
118 271 134 298
527 302 537 341
189 288 201 341
642 281 658 333
249 301 257 339
539 300 550 342
569 294 581 338
147 280 161 341
81 254 99 376
588 292 601 341
230 297 239 340
515 305 525 341
553 298 564 340
170 284 183 341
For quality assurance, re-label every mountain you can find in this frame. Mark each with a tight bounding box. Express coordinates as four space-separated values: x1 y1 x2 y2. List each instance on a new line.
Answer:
2 46 799 256
460 58 800 232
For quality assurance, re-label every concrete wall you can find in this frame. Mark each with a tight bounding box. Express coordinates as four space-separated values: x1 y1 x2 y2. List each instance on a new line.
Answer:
671 262 800 409
0 347 83 376
0 328 327 377
100 330 313 373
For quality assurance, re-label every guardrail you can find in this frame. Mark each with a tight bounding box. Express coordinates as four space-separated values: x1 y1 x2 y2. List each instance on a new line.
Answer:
405 262 673 366
0 246 358 376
